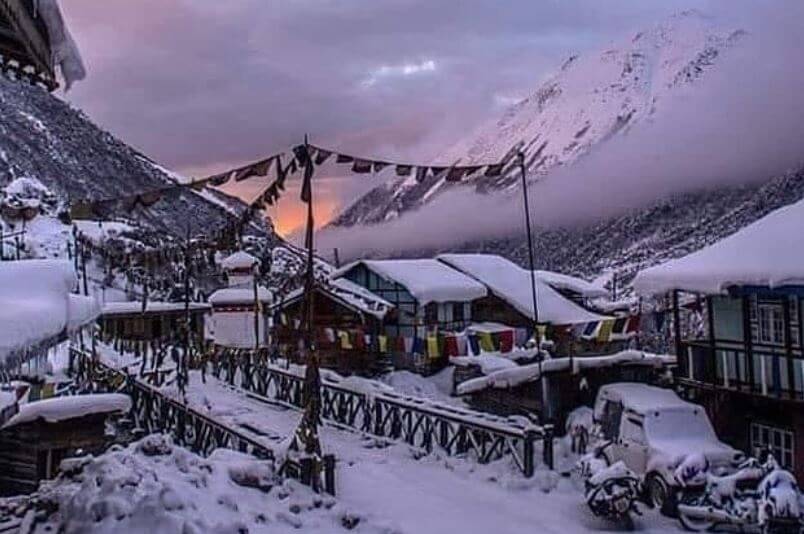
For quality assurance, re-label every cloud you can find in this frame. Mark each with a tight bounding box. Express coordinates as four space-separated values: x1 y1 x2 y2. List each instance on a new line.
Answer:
316 4 804 261
362 59 437 87
60 0 703 179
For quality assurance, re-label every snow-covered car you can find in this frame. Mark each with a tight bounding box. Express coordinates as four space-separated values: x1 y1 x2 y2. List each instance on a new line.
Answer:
593 383 745 514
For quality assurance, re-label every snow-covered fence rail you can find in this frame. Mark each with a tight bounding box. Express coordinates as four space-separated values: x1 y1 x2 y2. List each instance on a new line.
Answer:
216 360 554 477
70 349 337 495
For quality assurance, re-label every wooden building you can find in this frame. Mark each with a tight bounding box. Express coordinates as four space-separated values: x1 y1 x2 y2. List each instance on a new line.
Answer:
634 197 804 482
334 259 487 339
0 394 130 496
436 254 614 355
273 278 393 375
99 301 210 343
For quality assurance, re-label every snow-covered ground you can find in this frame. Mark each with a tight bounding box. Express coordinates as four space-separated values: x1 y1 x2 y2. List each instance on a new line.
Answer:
122 363 679 533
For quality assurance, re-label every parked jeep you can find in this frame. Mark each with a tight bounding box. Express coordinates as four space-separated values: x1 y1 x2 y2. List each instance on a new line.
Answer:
592 383 745 515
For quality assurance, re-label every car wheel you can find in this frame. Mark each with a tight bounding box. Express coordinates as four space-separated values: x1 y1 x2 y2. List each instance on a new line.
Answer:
647 474 678 517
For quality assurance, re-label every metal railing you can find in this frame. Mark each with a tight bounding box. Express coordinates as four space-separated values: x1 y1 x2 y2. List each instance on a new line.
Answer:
216 356 554 477
71 349 336 494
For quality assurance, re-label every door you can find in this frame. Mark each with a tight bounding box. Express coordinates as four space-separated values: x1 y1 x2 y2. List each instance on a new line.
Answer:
619 415 649 474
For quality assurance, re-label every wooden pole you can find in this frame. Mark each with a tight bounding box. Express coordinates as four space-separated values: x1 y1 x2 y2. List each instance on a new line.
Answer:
253 265 260 353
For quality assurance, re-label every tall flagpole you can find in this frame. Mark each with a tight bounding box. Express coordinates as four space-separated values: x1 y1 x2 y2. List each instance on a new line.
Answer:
290 135 323 483
519 151 550 422
518 151 539 341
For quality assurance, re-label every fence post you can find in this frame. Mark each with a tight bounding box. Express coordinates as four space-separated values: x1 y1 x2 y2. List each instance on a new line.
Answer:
523 428 536 477
542 424 555 471
299 457 313 487
323 454 336 496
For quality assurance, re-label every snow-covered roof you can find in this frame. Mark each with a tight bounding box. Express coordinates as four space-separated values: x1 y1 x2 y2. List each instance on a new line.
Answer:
634 199 804 296
209 286 273 306
457 351 674 395
221 251 260 271
334 259 487 305
436 254 608 324
534 270 608 298
102 301 211 316
2 393 131 429
0 260 100 370
278 278 394 320
0 390 18 424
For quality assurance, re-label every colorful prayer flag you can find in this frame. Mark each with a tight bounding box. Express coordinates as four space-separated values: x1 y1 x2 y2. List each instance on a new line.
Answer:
339 331 353 350
498 330 514 353
427 336 440 359
479 332 495 353
597 319 615 343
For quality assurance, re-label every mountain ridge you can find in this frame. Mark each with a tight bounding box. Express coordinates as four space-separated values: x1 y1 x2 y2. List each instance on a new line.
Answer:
332 10 746 227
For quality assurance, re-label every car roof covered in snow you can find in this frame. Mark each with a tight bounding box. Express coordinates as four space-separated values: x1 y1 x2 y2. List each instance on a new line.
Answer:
633 198 804 296
334 259 487 305
436 254 608 324
595 383 696 417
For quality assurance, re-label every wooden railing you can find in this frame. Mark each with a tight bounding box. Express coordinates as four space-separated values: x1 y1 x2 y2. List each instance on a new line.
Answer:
71 349 336 495
215 356 554 477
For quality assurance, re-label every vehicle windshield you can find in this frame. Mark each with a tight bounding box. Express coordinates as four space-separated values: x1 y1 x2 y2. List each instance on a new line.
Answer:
643 408 718 443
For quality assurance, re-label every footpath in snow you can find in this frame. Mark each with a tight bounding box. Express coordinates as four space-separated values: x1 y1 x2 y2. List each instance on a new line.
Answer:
151 367 680 534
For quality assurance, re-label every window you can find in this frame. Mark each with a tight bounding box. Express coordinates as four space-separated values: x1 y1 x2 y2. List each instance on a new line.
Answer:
424 303 438 325
621 417 646 445
453 302 464 323
758 304 784 345
600 401 623 441
751 422 794 470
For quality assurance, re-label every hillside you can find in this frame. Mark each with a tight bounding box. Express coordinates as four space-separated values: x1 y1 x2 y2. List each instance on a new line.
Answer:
0 74 275 242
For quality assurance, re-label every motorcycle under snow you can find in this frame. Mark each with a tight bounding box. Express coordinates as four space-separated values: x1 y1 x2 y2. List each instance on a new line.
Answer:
676 456 803 533
578 442 642 527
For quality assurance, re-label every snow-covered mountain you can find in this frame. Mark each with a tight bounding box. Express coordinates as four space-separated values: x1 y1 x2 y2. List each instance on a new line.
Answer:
332 11 745 226
0 74 275 242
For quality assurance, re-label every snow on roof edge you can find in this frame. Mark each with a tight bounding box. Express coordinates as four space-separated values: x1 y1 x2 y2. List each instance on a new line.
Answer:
634 198 804 296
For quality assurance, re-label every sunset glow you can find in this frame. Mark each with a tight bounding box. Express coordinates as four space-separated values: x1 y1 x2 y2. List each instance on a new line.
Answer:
267 196 339 237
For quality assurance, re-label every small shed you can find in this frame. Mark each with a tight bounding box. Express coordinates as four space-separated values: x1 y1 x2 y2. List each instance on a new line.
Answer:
0 394 131 496
453 350 674 427
99 301 210 343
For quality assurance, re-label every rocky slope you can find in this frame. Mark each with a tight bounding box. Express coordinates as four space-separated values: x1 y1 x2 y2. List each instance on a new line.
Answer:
0 74 275 242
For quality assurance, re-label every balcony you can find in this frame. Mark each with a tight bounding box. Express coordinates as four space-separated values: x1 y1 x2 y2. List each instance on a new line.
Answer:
679 340 804 403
